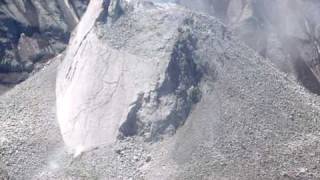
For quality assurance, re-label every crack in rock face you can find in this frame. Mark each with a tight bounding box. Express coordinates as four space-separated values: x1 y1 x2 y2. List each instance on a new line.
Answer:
56 1 205 154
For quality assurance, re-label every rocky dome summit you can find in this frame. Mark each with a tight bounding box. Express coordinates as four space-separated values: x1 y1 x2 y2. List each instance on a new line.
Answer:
1 0 320 179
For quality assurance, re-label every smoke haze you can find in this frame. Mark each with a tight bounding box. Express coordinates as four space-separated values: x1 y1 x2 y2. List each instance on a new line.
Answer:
173 0 320 94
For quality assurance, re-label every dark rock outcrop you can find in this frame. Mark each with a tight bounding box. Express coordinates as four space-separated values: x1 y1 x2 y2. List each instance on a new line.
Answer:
0 0 88 87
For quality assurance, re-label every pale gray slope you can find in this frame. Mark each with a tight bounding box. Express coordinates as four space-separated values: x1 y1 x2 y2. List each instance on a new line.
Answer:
0 58 63 179
166 37 320 179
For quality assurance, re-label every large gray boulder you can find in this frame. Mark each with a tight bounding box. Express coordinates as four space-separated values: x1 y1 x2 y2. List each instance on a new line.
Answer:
57 0 199 154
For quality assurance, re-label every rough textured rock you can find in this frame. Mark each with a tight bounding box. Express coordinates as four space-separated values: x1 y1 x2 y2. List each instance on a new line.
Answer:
0 0 88 88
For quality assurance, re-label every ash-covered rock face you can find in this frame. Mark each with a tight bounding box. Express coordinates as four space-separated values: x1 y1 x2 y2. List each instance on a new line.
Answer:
56 0 206 154
0 0 88 85
119 23 203 140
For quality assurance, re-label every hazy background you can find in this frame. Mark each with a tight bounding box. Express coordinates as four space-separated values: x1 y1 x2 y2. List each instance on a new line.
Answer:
174 0 320 94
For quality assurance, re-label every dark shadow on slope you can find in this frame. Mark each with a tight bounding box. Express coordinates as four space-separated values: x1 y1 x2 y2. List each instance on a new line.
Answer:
119 93 144 137
294 58 320 95
150 22 203 140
